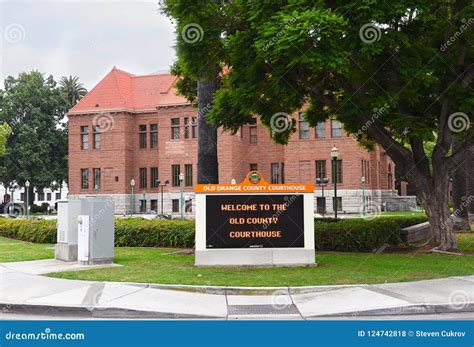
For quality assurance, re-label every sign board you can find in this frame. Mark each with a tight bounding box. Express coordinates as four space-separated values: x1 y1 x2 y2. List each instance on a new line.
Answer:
195 172 315 266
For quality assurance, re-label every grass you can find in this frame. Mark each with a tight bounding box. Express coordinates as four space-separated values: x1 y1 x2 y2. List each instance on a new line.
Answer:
0 236 54 262
379 211 426 217
2 233 472 287
47 233 474 287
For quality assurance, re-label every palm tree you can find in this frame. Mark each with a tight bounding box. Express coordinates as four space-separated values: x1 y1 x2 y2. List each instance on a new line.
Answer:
59 76 87 106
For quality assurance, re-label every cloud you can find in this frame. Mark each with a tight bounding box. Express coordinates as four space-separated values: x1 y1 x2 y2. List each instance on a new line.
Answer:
0 0 177 89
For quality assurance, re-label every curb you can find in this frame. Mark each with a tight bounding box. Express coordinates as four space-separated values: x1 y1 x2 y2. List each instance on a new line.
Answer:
311 303 474 318
0 303 224 320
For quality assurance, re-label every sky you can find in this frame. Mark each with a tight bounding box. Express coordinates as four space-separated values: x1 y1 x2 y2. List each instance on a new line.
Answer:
0 0 177 89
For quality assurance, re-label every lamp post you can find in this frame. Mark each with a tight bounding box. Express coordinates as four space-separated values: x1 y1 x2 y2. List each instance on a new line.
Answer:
315 177 329 217
130 178 136 215
361 176 366 217
25 180 30 219
179 172 185 219
331 145 339 218
157 180 170 217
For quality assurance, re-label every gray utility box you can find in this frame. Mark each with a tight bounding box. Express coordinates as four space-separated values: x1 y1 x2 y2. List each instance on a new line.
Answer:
78 197 115 265
55 200 82 261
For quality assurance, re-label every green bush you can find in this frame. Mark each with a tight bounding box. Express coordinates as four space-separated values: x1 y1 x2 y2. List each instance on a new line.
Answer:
114 218 194 248
0 218 194 248
0 215 427 252
314 215 428 252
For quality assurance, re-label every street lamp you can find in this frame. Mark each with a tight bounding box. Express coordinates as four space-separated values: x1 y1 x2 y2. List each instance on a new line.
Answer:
315 177 329 217
25 180 30 219
331 145 339 218
130 178 136 215
157 180 170 217
179 172 185 219
361 176 366 217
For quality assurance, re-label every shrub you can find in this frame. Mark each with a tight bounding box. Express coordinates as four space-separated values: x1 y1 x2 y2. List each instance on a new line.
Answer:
0 215 427 252
314 215 428 252
0 218 195 248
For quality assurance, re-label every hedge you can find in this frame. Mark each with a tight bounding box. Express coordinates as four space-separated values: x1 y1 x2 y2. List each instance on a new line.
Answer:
314 215 428 252
0 215 427 252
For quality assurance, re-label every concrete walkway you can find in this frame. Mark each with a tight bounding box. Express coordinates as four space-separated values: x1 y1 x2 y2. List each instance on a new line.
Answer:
0 259 473 320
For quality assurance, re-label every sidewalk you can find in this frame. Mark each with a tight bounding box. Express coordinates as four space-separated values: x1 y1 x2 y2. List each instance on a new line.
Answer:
1 259 473 320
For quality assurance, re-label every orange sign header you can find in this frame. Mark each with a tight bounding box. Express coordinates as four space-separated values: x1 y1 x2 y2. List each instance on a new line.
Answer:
195 171 314 194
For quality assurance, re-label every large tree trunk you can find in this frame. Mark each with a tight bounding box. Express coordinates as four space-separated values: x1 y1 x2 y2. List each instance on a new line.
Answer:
420 177 457 250
197 79 219 184
452 139 471 231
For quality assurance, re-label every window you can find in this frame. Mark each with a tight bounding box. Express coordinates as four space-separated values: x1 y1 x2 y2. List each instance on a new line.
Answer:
171 118 180 139
172 164 181 187
185 199 192 213
281 162 285 184
388 164 393 190
249 126 257 143
93 125 101 149
37 192 45 201
80 126 89 150
331 120 342 137
93 168 101 189
250 163 258 171
47 193 52 201
185 164 193 187
271 163 280 184
184 117 190 139
56 192 61 200
191 117 197 138
150 199 158 213
139 125 147 148
150 124 158 149
298 113 310 139
316 160 327 179
316 122 326 138
150 167 159 188
20 193 25 201
139 199 147 213
172 199 180 213
81 168 89 189
139 168 147 188
331 159 343 184
332 197 342 211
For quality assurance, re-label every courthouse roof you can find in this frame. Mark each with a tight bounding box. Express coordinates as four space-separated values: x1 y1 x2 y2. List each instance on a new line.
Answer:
68 67 189 114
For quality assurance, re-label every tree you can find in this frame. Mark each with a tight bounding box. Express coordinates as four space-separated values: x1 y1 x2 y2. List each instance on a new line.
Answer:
0 71 69 205
206 1 473 250
452 138 471 231
161 0 233 184
0 123 11 156
59 75 87 107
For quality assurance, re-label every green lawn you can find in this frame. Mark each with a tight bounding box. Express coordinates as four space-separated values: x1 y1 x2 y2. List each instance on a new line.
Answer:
48 233 474 287
379 211 426 217
0 237 54 262
2 233 473 286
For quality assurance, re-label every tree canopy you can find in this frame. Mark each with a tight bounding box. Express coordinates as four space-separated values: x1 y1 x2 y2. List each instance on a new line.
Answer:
0 71 69 190
182 0 472 249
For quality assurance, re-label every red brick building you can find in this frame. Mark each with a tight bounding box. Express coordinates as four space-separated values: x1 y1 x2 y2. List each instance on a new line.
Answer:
68 68 414 215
